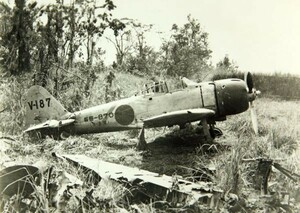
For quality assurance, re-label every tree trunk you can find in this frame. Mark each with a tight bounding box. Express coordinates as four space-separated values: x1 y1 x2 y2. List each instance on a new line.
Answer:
13 0 31 75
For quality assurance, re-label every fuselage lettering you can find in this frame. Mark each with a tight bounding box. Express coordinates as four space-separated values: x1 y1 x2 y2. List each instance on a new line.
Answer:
98 112 114 120
84 112 114 123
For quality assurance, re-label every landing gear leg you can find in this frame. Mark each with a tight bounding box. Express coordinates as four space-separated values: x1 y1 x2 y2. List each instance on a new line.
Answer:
137 127 147 150
201 119 213 142
179 123 186 130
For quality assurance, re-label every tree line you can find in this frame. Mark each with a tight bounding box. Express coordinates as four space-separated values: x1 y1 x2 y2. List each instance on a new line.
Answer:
0 0 237 83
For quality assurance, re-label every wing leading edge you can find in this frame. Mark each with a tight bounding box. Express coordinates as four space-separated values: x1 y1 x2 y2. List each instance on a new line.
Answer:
143 108 215 128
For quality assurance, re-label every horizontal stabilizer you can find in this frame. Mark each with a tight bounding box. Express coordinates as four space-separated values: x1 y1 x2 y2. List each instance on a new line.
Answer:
143 108 215 128
24 119 75 132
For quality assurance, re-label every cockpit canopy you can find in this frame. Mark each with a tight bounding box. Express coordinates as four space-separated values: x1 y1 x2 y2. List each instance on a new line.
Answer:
141 81 169 94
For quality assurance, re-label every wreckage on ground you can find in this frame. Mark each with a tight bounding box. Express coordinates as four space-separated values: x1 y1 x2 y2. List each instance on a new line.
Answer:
55 153 223 207
1 154 298 212
0 154 223 211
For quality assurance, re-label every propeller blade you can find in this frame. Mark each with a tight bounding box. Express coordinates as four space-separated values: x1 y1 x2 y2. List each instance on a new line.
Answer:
244 72 259 135
250 102 258 135
244 72 254 93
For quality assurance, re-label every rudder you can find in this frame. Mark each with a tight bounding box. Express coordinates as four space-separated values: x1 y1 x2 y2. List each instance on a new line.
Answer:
22 86 70 128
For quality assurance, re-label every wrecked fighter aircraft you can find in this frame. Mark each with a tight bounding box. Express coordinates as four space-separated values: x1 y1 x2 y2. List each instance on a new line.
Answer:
22 72 259 147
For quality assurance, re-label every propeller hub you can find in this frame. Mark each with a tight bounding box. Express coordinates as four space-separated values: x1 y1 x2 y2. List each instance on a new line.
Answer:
248 93 256 102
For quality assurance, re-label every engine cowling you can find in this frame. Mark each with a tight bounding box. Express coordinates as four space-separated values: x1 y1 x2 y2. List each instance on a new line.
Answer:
215 79 249 117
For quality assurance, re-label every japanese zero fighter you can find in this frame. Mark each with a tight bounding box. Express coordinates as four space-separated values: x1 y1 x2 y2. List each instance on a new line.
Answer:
22 72 259 148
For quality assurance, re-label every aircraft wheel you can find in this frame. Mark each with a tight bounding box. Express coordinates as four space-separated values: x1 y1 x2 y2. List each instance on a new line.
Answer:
60 131 70 140
213 127 223 138
209 127 223 139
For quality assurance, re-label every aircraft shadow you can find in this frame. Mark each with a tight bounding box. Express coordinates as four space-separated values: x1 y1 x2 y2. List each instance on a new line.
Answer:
102 140 137 150
141 130 221 176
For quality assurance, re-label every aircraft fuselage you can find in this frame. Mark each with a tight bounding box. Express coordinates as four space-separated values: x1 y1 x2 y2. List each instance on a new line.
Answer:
66 78 249 135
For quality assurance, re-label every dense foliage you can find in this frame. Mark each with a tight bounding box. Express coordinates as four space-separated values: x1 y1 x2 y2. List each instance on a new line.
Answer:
0 0 124 77
0 0 216 81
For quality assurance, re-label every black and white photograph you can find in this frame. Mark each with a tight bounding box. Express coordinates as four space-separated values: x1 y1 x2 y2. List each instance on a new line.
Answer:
0 0 300 212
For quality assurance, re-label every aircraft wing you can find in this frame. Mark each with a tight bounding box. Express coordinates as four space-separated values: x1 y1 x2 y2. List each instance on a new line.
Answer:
143 108 215 128
24 119 75 132
181 77 200 87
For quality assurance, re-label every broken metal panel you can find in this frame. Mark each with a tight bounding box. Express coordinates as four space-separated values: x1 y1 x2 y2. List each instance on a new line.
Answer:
0 163 85 212
0 165 41 197
58 154 222 207
52 152 102 185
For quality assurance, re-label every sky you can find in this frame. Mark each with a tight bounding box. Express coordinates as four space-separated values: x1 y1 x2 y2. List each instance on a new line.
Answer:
105 0 300 75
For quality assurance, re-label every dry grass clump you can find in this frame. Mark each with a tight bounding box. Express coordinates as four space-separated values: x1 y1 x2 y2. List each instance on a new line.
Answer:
224 98 299 154
0 181 48 212
0 75 32 135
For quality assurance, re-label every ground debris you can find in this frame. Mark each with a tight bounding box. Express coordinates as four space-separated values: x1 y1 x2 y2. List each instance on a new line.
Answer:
54 153 223 210
0 163 85 212
243 157 300 194
0 164 46 212
0 165 42 198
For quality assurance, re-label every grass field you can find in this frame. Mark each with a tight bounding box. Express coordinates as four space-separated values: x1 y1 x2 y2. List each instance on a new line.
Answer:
1 72 300 212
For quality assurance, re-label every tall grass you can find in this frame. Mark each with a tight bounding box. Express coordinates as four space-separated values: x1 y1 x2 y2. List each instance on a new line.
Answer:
211 97 300 211
0 74 32 135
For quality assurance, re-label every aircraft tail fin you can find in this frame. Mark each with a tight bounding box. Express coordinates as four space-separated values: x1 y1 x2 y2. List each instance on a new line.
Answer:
22 86 70 128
